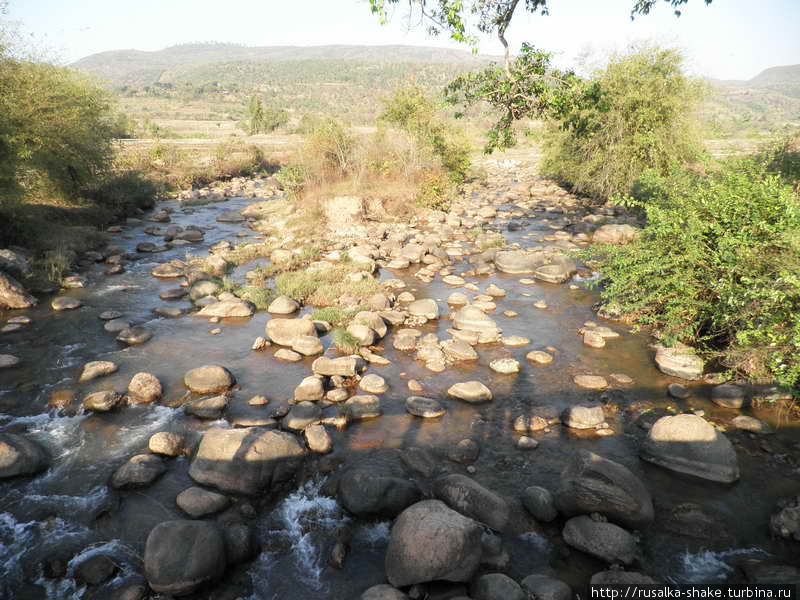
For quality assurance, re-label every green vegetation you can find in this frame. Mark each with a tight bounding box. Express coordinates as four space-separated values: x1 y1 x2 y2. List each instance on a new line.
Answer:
541 45 704 201
233 285 273 311
275 264 381 306
310 307 361 326
243 95 289 134
589 150 800 389
332 328 362 354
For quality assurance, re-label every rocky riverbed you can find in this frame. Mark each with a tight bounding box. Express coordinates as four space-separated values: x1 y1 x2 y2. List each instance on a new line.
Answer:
1 159 799 600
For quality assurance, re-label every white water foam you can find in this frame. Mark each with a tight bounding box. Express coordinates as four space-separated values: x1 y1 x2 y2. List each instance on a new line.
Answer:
670 548 768 584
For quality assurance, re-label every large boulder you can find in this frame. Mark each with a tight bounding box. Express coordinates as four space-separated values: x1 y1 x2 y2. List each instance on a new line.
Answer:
196 300 254 318
127 372 162 404
0 271 37 309
183 365 235 394
312 356 362 377
555 451 654 529
144 520 226 596
338 454 420 517
495 250 542 274
385 500 483 587
471 573 526 600
654 345 704 380
562 516 637 565
407 299 439 320
188 427 305 495
640 414 739 483
495 249 577 283
433 474 509 532
266 318 317 346
110 454 166 489
0 433 48 479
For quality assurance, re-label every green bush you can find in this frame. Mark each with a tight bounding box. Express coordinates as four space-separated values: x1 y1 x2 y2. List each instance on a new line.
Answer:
415 170 454 211
541 45 704 201
590 158 800 389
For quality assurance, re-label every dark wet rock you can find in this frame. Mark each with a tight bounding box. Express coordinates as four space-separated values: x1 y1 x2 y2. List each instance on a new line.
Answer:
52 296 81 311
433 474 509 532
74 554 117 586
116 326 152 345
640 414 739 483
148 432 185 456
662 502 734 543
159 287 187 300
0 271 37 309
447 381 492 403
522 486 558 522
267 318 317 346
447 439 480 465
667 382 690 399
0 249 31 277
283 401 322 430
590 571 658 584
731 415 772 434
305 424 333 454
222 522 259 566
521 574 572 600
654 345 704 380
150 263 184 278
471 573 525 600
360 584 409 600
176 486 230 518
188 427 305 495
562 405 605 430
338 454 421 518
0 433 48 479
555 450 654 529
111 454 166 489
183 365 235 394
185 394 228 419
406 396 446 418
385 499 482 587
127 372 162 404
144 520 226 596
562 515 637 565
742 561 800 585
343 395 382 419
83 390 123 412
770 496 800 541
79 360 118 383
711 383 746 409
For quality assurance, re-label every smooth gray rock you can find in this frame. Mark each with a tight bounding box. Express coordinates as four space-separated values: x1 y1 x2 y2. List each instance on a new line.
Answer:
111 454 166 489
434 474 509 532
562 516 637 565
0 433 48 479
183 365 235 394
471 573 525 600
522 486 558 522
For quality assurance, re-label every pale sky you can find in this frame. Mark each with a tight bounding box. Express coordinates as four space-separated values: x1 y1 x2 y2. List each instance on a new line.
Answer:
5 0 800 80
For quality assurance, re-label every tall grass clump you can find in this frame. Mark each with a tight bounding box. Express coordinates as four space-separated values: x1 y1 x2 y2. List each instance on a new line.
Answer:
589 149 800 389
541 45 705 201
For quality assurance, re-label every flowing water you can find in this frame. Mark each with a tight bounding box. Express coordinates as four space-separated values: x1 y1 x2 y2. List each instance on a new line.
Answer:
1 169 799 599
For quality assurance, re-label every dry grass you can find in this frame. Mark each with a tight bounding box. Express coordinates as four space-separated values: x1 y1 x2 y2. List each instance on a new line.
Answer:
275 263 380 306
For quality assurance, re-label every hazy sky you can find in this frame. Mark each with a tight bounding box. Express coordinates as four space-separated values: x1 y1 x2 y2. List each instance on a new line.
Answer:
5 0 800 80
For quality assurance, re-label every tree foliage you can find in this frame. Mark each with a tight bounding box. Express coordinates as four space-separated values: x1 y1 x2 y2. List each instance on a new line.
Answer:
245 94 288 135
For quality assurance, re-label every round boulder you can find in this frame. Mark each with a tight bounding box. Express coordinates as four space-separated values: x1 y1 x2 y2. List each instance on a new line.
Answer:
183 365 235 394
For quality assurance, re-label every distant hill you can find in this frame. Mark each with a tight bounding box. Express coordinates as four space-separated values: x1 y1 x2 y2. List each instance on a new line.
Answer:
749 64 800 87
72 43 498 89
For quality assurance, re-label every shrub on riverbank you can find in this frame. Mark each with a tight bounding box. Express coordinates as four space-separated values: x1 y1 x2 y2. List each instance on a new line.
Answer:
590 150 800 389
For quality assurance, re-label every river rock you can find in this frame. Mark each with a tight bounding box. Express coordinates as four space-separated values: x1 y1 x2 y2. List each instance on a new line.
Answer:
312 356 362 377
590 571 659 585
654 345 704 380
640 414 739 483
144 520 226 595
189 280 220 301
592 224 640 245
447 381 492 403
360 585 409 600
405 396 446 418
267 318 317 346
667 383 691 399
0 433 48 479
150 263 183 278
185 394 228 419
284 402 322 430
159 287 186 300
183 365 235 394
448 439 480 464
385 499 482 587
304 424 332 454
111 454 166 489
360 374 388 394
116 327 152 345
452 306 500 342
527 350 554 364
292 335 324 356
0 271 37 309
573 375 608 390
79 361 119 383
731 415 772 434
197 300 254 318
407 299 439 320
83 390 122 412
52 296 81 311
127 372 162 404
434 474 509 532
711 383 746 409
176 486 230 518
104 318 130 333
489 358 520 374
521 574 572 600
275 348 302 362
522 486 558 522
294 376 325 402
770 497 800 541
268 295 299 314
442 339 478 361
347 323 376 346
562 515 637 565
0 354 20 369
471 573 525 600
353 311 389 338
495 250 541 274
338 454 421 517
555 450 654 529
343 395 382 420
562 405 605 429
188 427 305 495
149 432 185 456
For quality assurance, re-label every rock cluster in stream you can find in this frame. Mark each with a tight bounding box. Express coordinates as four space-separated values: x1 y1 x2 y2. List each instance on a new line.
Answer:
2 167 797 599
